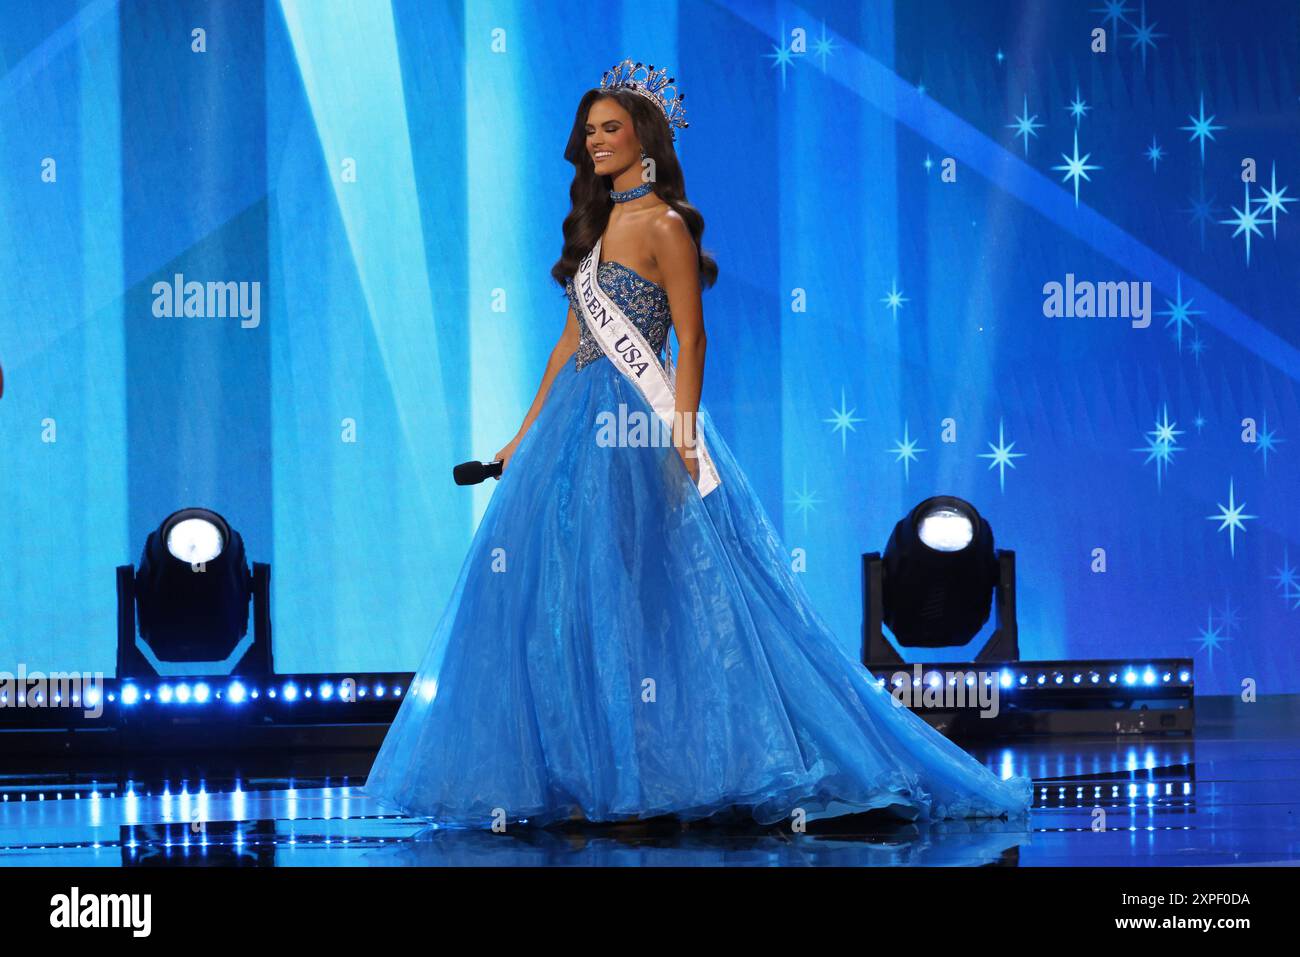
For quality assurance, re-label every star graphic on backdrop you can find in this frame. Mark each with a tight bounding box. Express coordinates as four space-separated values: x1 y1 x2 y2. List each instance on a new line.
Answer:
1217 595 1243 637
995 47 1005 65
1157 275 1203 352
765 24 797 89
1189 334 1207 364
787 472 822 532
1125 0 1164 67
1151 404 1183 447
1144 135 1164 172
1254 415 1283 470
887 422 927 482
1191 609 1230 668
1066 87 1091 126
1268 553 1300 613
1194 411 1206 432
1092 0 1133 32
1052 131 1101 206
1184 182 1218 249
1272 549 1300 596
881 279 909 319
1133 404 1183 488
978 419 1026 493
923 153 934 174
823 388 864 452
1205 478 1256 557
1252 162 1296 237
1133 434 1176 488
811 21 838 72
1007 96 1044 156
1221 182 1265 265
1181 94 1225 164
916 79 926 96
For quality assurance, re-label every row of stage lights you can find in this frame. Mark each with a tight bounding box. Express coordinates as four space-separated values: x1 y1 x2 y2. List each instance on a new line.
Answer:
5 668 1191 712
2 780 1201 815
0 679 413 709
8 666 1188 713
115 679 410 706
865 658 1195 735
879 666 1193 690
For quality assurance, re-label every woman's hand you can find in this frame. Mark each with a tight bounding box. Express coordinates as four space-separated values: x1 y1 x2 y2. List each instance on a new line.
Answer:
676 444 701 485
494 436 522 478
673 410 701 487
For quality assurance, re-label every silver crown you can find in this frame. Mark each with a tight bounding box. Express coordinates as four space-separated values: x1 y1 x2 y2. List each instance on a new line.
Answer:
599 59 689 138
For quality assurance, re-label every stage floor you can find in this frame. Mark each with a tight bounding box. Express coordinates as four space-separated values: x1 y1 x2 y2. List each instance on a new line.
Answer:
1 696 1296 867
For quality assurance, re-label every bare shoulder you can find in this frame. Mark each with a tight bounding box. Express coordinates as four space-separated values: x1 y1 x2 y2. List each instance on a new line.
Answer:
647 205 696 261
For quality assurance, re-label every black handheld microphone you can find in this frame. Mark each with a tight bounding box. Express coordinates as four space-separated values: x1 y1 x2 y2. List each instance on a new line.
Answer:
453 459 503 485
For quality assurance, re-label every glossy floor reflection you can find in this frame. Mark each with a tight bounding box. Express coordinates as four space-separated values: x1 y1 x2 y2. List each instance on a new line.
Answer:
1 697 1296 866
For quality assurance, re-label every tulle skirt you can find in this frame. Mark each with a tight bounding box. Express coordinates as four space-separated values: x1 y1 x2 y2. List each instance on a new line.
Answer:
363 354 1032 827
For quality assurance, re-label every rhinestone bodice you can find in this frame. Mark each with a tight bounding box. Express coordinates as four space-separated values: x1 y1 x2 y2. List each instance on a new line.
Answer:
564 261 671 371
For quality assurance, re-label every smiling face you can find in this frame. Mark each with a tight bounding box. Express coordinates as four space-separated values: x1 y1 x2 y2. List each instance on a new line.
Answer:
585 96 641 178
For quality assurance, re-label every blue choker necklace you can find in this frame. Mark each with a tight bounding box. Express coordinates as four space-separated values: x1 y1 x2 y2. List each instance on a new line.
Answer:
610 182 654 203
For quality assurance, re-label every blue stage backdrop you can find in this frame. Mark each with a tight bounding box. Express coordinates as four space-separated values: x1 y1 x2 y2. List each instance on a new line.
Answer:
1 0 1297 694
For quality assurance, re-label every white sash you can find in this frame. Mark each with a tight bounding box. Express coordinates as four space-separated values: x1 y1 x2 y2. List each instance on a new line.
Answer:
575 238 721 497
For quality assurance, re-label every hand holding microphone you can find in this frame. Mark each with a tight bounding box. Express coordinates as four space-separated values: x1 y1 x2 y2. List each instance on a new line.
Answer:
452 459 503 485
453 436 520 485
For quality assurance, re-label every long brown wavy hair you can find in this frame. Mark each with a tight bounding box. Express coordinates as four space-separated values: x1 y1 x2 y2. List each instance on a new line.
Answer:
550 88 718 289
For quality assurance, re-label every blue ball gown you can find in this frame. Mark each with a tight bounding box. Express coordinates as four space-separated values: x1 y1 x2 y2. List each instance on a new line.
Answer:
363 259 1032 828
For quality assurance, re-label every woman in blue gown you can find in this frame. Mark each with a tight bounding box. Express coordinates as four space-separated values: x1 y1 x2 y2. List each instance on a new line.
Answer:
364 60 1032 829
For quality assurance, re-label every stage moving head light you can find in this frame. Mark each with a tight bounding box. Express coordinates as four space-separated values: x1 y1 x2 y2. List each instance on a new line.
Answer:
882 496 999 648
134 508 252 661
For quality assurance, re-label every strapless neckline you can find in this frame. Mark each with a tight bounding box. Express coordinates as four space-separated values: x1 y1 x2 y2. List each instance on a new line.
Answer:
598 259 667 298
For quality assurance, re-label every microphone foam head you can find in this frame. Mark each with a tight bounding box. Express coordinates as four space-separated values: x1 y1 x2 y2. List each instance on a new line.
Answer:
453 461 486 485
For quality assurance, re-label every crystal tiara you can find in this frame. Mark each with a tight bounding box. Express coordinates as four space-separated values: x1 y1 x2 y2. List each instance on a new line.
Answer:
599 58 688 138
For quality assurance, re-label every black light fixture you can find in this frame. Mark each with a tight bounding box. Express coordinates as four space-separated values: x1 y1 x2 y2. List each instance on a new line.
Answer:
883 496 999 647
116 508 273 678
863 496 1018 665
